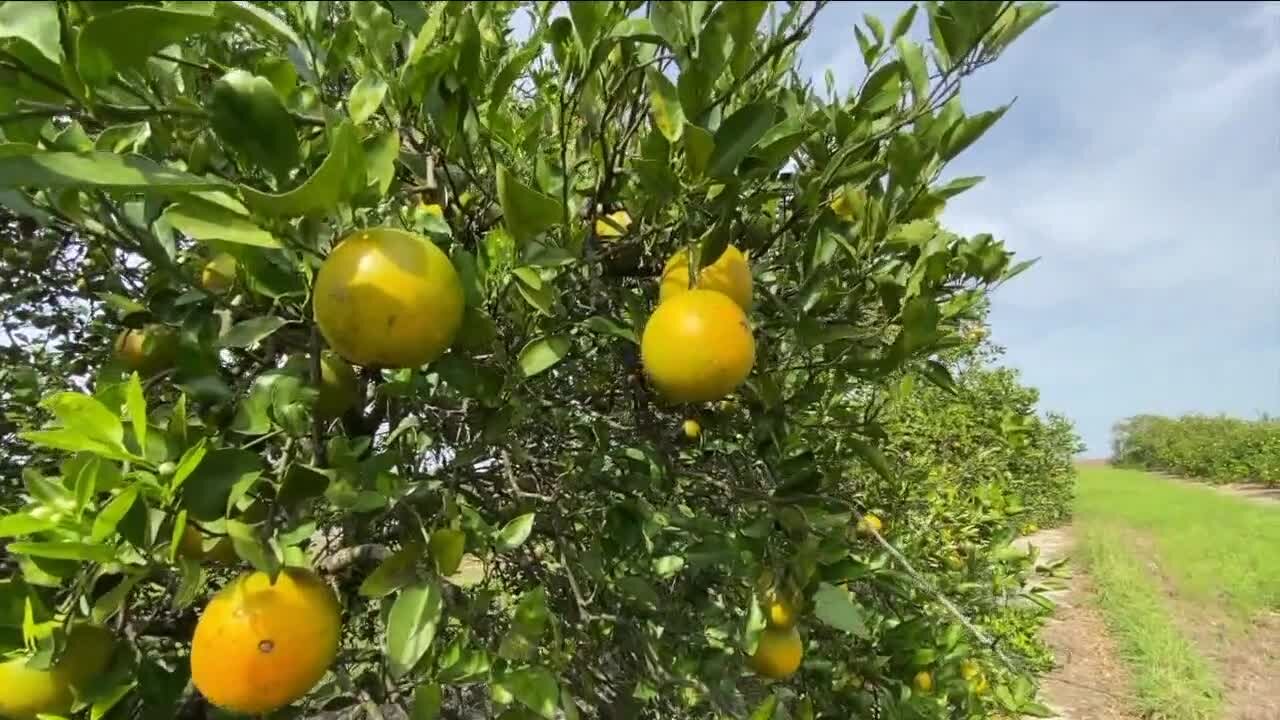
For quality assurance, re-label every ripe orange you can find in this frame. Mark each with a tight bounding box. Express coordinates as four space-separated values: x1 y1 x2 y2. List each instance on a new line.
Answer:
682 419 702 440
856 513 884 536
0 624 115 720
748 626 802 680
913 670 934 693
191 568 341 714
200 253 237 294
594 209 632 238
313 228 463 369
659 244 753 311
314 352 360 420
114 325 177 376
641 290 754 404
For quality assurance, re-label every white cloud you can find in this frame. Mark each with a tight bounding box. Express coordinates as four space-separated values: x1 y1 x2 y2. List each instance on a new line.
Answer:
804 2 1280 453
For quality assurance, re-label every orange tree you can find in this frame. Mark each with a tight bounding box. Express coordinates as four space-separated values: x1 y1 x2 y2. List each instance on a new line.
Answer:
0 1 1061 718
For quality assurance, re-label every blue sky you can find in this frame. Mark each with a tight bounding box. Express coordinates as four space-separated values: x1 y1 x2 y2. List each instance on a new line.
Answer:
800 2 1280 455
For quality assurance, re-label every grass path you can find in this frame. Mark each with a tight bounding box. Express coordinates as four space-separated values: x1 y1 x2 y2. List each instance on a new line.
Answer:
1069 465 1280 720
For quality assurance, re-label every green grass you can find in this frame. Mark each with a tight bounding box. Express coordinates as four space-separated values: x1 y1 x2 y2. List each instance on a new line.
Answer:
1078 523 1223 720
1071 464 1280 719
1076 465 1280 620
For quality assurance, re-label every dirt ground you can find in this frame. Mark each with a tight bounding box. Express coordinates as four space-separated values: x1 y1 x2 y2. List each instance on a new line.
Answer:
1019 527 1141 720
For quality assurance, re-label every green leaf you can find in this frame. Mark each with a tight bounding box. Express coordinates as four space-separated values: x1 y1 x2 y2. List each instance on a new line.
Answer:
20 429 134 463
864 13 886 44
209 69 299 180
412 683 443 720
241 122 364 217
91 486 139 542
609 18 663 43
363 128 400 197
517 336 571 378
77 5 219 86
896 37 929 103
901 296 941 351
645 68 684 143
181 448 262 521
348 75 388 125
891 4 919 41
215 1 305 51
495 666 559 720
359 541 424 598
217 316 288 349
91 570 145 624
42 392 124 452
749 694 779 720
172 556 204 609
124 373 146 455
569 1 608 49
583 316 636 344
0 1 63 65
944 105 1009 160
8 542 116 563
0 152 225 192
857 61 903 115
934 175 984 198
707 102 776 178
429 529 466 576
652 555 685 578
683 123 714 179
226 519 279 576
95 122 151 154
813 582 869 637
162 199 280 248
0 513 55 538
497 165 564 244
169 439 207 493
386 581 444 678
1020 701 1058 718
920 360 958 395
850 437 893 482
495 513 535 552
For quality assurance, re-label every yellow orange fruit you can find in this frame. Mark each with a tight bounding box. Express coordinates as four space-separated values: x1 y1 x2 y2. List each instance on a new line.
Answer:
200 253 237 294
961 659 981 680
913 670 934 694
682 419 702 440
748 626 802 680
314 228 464 369
192 569 341 714
856 513 884 536
594 210 632 238
640 290 754 404
114 325 177 376
0 624 115 720
659 245 753 311
314 352 360 420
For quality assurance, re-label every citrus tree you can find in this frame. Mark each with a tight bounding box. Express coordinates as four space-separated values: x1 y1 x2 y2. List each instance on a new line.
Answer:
0 1 1061 718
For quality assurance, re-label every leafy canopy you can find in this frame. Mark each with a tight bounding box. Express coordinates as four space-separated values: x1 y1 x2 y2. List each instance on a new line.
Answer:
0 1 1063 718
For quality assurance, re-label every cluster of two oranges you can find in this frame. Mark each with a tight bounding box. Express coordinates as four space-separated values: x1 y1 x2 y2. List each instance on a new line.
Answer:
640 241 756 405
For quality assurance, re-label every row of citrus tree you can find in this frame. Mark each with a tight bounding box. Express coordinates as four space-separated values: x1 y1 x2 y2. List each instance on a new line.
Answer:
1112 414 1280 484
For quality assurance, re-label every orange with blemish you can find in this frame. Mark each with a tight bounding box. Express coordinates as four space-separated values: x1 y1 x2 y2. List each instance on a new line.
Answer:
191 568 341 714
